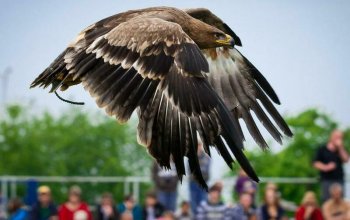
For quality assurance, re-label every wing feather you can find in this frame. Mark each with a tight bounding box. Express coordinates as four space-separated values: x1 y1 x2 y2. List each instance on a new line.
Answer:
184 8 292 146
203 47 292 148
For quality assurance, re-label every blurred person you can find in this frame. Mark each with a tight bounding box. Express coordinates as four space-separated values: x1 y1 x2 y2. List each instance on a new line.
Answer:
175 201 192 220
264 182 282 201
313 130 349 202
235 169 257 197
265 182 278 193
257 189 286 220
152 161 178 211
212 181 224 202
229 192 256 220
322 183 350 220
96 192 119 220
295 191 323 220
142 190 164 220
58 185 92 220
196 185 228 220
160 211 175 220
0 192 6 220
189 142 211 214
213 180 224 193
120 212 133 220
7 198 28 220
29 185 58 220
212 181 224 193
118 195 142 220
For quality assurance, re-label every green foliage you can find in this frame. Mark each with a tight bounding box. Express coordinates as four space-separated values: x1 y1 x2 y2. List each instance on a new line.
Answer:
1 105 349 205
0 105 151 204
231 108 349 204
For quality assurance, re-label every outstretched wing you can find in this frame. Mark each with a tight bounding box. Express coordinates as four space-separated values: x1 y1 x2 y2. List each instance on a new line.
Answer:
186 8 293 148
30 16 258 189
204 48 292 148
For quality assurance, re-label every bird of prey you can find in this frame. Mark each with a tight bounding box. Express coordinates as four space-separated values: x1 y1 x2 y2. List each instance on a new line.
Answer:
31 7 292 189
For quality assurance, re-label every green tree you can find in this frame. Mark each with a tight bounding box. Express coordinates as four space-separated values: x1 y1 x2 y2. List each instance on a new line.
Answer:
0 105 152 203
231 108 349 204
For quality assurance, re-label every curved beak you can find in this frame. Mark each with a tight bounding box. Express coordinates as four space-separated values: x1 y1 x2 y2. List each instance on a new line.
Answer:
216 34 235 48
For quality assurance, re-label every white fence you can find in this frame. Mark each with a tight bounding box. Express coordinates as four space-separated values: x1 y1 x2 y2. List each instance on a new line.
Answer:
0 175 319 208
1 175 336 219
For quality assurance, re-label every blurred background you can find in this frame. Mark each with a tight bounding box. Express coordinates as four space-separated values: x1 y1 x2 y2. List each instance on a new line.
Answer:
1 1 350 219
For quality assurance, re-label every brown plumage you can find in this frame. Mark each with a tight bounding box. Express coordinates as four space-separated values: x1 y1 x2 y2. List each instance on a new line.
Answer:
30 6 292 189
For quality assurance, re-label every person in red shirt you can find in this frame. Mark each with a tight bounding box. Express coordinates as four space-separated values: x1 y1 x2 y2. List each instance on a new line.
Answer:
295 191 323 220
58 185 92 220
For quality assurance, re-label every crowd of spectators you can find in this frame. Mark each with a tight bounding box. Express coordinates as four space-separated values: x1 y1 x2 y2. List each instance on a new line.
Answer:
6 181 350 220
3 129 350 220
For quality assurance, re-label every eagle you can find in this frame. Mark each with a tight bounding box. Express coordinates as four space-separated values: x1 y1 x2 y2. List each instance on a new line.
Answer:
31 7 292 189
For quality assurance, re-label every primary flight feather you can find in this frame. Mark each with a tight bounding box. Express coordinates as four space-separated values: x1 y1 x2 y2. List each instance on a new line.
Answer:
31 6 292 189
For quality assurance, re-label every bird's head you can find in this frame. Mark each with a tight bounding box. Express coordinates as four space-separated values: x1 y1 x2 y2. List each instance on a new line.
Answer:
213 31 234 48
187 20 234 49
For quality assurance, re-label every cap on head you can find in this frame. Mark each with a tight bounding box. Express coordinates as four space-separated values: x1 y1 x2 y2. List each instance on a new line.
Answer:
37 185 51 194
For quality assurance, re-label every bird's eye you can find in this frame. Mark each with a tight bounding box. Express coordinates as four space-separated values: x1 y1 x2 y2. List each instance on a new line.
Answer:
214 33 226 40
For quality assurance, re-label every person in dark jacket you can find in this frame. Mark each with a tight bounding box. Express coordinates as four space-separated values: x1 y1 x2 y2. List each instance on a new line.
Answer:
96 192 119 220
117 195 142 220
29 185 57 220
143 191 164 220
189 142 211 215
257 188 287 220
313 130 349 202
151 161 178 211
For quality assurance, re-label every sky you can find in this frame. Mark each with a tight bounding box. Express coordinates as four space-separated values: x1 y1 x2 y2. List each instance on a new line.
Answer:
1 1 350 186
